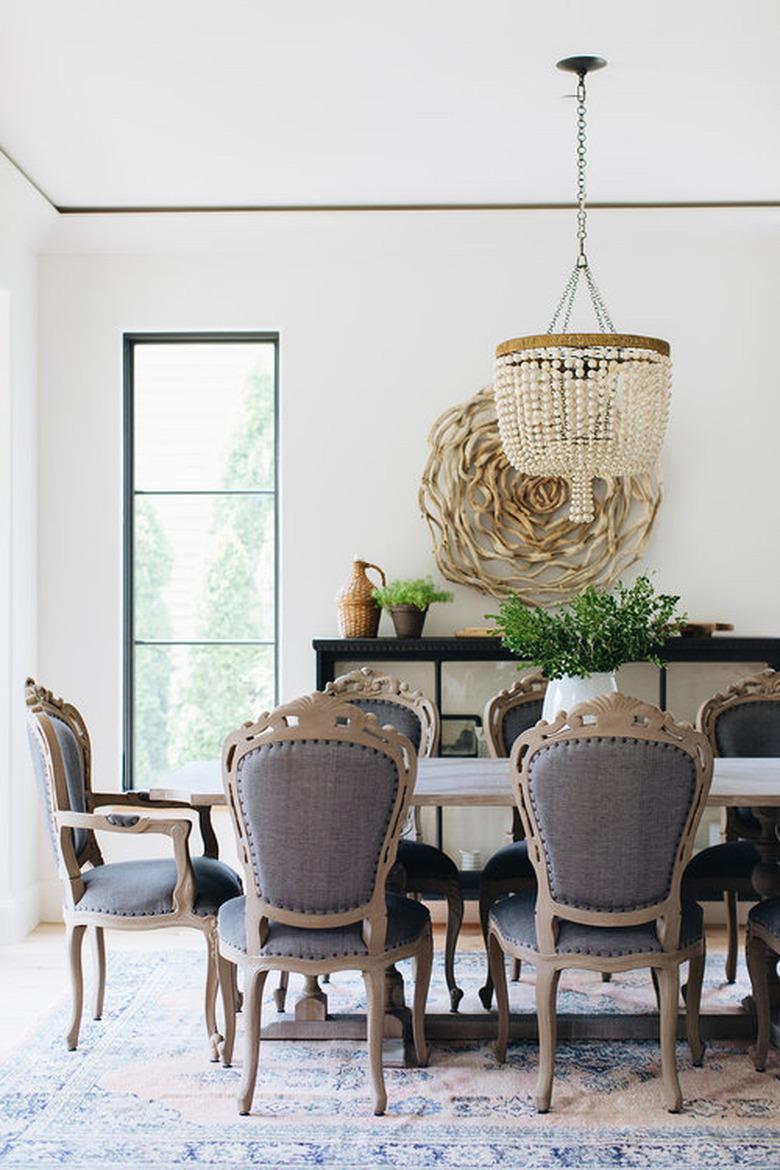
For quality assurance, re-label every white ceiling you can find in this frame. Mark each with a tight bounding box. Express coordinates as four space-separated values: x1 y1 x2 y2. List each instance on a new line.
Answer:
1 0 778 208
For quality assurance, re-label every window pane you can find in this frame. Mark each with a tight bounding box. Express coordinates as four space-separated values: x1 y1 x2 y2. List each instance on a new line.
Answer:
134 343 275 491
134 494 274 642
133 644 275 788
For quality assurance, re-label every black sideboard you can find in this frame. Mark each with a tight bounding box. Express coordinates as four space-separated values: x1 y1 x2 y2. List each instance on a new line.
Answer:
314 635 780 712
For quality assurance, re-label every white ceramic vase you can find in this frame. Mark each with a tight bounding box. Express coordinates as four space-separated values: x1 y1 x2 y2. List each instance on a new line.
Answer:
541 671 618 724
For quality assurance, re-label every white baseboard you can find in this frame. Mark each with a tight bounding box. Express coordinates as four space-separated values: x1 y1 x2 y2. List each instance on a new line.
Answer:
0 883 41 942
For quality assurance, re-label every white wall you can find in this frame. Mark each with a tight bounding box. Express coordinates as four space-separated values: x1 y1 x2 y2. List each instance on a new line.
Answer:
0 156 54 940
34 206 780 915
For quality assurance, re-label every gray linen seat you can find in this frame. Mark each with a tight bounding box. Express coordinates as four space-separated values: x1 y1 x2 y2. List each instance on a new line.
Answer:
219 892 429 958
488 693 713 1114
746 896 780 1072
25 678 241 1060
685 672 780 981
491 890 704 956
477 672 547 1009
216 690 433 1117
78 857 241 918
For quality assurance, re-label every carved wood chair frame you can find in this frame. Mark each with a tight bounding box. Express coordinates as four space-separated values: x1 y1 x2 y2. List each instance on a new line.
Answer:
478 670 547 1008
321 667 464 1012
25 678 225 1059
218 690 433 1116
696 668 780 981
488 693 712 1113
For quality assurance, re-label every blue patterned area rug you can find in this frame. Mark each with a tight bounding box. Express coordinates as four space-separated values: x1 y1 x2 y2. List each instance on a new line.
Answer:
1 948 778 1170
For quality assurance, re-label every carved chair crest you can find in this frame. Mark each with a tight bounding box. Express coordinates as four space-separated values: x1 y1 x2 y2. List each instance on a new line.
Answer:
324 667 439 757
483 670 548 758
697 668 780 754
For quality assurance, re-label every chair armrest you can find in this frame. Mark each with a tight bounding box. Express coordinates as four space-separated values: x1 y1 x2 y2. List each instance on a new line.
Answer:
56 811 197 914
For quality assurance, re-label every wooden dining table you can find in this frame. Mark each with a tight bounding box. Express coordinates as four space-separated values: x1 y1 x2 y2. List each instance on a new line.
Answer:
141 756 780 1059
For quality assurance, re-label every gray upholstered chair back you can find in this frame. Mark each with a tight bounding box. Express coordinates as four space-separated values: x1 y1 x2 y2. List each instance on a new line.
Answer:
325 668 439 758
484 672 547 758
224 690 415 930
713 701 780 757
348 698 422 752
698 670 780 758
235 738 400 914
501 699 545 754
512 694 711 937
25 680 95 866
526 736 697 912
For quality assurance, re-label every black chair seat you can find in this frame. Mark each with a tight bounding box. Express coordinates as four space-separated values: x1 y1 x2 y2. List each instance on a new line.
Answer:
397 839 459 883
749 896 780 944
482 840 535 882
682 841 759 892
218 892 430 957
490 890 703 958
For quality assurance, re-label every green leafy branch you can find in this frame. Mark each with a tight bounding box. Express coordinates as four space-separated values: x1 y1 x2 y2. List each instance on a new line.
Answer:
488 575 686 679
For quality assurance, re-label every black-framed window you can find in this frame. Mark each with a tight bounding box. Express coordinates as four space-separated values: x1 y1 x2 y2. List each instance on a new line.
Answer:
123 333 279 789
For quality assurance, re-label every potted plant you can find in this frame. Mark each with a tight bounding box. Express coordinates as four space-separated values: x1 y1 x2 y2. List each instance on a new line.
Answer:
489 575 685 722
372 577 454 638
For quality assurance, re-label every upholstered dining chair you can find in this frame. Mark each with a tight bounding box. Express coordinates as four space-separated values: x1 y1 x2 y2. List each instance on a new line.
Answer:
25 678 242 1057
321 667 464 1012
216 690 433 1116
489 693 712 1113
477 671 547 1009
683 669 780 981
745 896 780 1072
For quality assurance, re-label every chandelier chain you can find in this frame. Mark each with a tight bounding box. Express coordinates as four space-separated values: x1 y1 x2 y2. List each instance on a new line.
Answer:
546 68 615 334
576 74 588 266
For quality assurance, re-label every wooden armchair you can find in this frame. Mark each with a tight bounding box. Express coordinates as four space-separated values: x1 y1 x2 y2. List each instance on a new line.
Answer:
216 690 432 1115
489 693 712 1113
477 671 547 1008
25 678 242 1057
683 669 780 981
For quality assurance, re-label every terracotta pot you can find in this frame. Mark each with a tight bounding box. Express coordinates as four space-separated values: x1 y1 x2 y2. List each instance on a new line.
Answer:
389 605 427 639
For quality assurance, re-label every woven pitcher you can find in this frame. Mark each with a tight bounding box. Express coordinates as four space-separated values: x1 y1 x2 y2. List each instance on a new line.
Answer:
336 560 386 638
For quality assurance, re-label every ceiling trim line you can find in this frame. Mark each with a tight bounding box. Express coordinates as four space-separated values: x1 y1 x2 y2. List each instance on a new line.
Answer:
0 146 58 210
55 200 780 214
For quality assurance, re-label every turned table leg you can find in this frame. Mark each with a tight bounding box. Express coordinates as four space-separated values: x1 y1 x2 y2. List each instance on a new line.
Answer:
295 975 328 1021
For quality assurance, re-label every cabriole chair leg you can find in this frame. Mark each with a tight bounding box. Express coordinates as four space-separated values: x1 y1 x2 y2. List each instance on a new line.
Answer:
204 928 222 1061
444 884 464 1011
489 933 509 1064
238 968 268 1115
746 929 772 1072
217 953 237 1067
656 965 683 1112
91 926 106 1020
685 947 706 1066
534 964 560 1113
412 930 433 1067
273 970 289 1013
362 966 388 1115
724 890 738 983
66 924 86 1051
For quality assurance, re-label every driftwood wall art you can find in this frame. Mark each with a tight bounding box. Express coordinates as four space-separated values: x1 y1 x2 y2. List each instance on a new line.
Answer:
419 386 661 605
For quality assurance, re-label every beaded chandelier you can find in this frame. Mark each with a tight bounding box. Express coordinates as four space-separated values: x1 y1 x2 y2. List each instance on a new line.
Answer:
494 56 671 524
